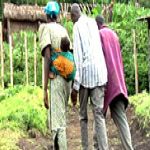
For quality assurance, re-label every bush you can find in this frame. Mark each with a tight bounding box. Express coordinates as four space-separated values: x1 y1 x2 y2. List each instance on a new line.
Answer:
110 3 150 95
3 31 42 87
0 85 23 102
63 3 150 95
91 3 150 95
139 0 150 8
2 3 150 95
130 92 150 134
0 86 47 134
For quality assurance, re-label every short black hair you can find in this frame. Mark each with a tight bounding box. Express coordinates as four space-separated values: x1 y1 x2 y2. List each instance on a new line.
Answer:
46 13 57 21
96 15 105 25
61 37 70 52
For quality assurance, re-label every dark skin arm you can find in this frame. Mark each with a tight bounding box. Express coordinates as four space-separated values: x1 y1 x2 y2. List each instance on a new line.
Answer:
43 45 51 109
71 89 78 106
71 80 78 107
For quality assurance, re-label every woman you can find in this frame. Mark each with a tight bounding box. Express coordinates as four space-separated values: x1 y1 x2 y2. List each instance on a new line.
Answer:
39 2 71 149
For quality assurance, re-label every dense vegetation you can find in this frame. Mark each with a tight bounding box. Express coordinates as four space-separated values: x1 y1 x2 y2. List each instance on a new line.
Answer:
0 86 47 133
0 1 150 149
107 4 150 94
130 92 150 136
0 86 150 148
0 0 3 20
1 0 150 6
0 86 47 149
3 32 42 87
63 3 150 95
3 3 150 95
0 0 149 21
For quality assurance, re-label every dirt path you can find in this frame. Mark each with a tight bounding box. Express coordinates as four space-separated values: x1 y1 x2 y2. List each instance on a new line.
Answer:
18 106 150 150
67 106 150 150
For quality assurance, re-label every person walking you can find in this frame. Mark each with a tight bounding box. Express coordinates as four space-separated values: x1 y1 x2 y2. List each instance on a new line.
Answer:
71 4 109 150
39 2 71 149
96 15 134 150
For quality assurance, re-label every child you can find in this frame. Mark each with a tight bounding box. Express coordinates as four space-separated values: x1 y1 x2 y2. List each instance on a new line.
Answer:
49 37 76 82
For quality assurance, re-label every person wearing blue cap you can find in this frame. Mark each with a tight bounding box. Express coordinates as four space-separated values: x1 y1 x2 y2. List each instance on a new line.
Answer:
39 1 71 150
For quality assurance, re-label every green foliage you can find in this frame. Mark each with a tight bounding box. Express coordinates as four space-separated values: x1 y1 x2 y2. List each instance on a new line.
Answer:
0 129 21 150
51 4 150 95
130 92 150 134
0 86 47 134
61 17 73 41
2 3 150 95
3 31 42 87
62 3 149 95
139 0 150 8
0 85 22 102
91 3 150 95
0 0 3 21
110 3 150 95
2 0 112 5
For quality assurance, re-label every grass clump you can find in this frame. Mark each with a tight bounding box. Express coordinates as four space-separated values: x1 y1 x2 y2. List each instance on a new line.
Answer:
0 86 47 149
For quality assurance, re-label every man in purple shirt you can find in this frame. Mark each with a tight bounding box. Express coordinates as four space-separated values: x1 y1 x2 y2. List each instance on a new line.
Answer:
96 15 133 150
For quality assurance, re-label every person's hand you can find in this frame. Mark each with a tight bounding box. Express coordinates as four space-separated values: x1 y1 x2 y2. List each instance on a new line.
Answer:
44 90 49 109
71 89 78 106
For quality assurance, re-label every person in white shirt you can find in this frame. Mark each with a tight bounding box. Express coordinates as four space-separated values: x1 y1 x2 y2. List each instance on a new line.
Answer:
71 3 109 150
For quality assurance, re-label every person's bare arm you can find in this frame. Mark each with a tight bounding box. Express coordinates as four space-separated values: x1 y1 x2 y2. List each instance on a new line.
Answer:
43 46 50 109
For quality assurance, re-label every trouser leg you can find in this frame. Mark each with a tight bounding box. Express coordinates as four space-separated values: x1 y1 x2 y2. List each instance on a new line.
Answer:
93 121 99 150
110 98 133 150
57 128 67 150
52 130 59 150
79 86 89 150
52 128 67 150
90 86 109 150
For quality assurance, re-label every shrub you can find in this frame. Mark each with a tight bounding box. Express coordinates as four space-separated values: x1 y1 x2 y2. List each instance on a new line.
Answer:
3 31 42 87
130 92 150 134
0 86 47 134
92 3 150 95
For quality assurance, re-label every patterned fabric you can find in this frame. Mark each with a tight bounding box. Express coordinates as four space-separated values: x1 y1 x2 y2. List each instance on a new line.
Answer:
39 22 71 148
50 51 76 81
73 15 108 91
50 75 71 131
39 23 70 55
52 128 67 150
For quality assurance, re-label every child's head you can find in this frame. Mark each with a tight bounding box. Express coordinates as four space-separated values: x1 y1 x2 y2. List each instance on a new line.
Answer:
61 37 70 52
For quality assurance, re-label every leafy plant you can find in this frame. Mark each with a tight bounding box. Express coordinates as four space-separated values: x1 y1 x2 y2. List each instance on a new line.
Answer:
130 92 150 134
3 31 42 87
92 3 150 95
0 86 47 149
0 86 47 134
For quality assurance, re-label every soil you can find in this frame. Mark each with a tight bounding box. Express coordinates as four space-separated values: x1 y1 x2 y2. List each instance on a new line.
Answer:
18 106 150 150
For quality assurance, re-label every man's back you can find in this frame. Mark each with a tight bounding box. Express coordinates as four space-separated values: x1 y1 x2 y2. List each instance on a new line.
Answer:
99 25 128 112
100 27 120 52
73 15 107 90
100 26 124 74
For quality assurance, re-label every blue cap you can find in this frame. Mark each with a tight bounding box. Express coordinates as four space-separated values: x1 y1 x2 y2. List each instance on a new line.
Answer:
44 1 60 17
